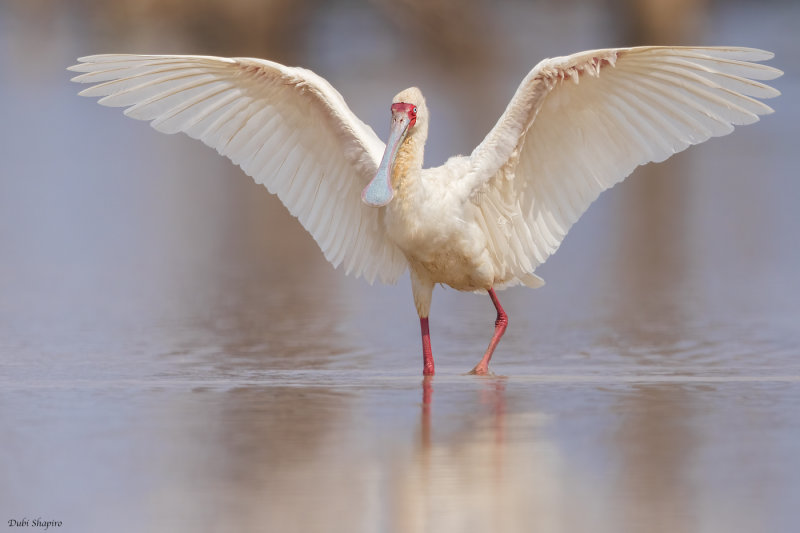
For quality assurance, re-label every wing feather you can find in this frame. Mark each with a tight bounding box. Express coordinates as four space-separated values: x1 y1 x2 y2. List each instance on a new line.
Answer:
459 46 781 285
71 54 407 284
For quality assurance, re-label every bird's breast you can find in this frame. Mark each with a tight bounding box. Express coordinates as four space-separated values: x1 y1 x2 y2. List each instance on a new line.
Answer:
384 186 494 291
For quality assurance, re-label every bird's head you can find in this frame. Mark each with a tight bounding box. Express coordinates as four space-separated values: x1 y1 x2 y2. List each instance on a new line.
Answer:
390 87 428 135
362 87 427 207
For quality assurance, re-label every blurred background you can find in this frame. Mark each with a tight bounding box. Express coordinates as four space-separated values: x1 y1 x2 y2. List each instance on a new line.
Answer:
1 0 798 532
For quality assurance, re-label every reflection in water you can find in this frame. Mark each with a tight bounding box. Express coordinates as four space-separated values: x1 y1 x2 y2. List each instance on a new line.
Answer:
615 384 696 532
144 386 361 533
420 376 433 451
404 377 556 533
3 375 799 533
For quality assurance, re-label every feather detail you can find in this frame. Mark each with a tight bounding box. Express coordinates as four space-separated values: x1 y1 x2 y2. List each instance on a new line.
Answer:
70 54 408 284
457 46 781 286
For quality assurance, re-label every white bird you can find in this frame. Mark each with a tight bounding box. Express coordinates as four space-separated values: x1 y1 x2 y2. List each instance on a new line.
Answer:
69 46 781 375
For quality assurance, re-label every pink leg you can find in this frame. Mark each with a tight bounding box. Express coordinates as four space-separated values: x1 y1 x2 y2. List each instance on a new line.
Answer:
420 317 435 376
470 287 508 375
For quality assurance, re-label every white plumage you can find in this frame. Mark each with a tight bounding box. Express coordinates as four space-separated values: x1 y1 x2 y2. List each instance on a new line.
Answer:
69 46 781 375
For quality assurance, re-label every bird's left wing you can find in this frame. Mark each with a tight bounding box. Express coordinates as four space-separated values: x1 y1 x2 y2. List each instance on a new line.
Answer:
69 54 407 284
455 46 781 284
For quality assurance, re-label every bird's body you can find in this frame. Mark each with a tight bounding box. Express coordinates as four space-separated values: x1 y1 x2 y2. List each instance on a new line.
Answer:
387 155 542 308
390 159 486 287
70 46 782 375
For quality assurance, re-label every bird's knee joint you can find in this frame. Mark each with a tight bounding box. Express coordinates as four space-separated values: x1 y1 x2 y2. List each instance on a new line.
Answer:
495 313 508 329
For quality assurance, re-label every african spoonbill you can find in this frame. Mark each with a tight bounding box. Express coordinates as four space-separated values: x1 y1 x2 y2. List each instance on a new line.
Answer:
69 46 782 375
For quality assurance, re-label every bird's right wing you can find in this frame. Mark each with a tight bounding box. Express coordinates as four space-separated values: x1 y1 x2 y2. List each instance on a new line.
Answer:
456 46 781 283
69 54 408 284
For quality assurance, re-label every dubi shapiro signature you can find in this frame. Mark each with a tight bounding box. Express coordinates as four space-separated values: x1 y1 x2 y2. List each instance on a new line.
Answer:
7 518 62 530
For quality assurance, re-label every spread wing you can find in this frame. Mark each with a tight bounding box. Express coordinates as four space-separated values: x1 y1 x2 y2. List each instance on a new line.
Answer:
456 46 781 285
69 54 407 284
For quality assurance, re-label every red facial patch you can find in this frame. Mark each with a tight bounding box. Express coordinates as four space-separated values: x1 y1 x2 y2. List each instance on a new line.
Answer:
391 102 417 128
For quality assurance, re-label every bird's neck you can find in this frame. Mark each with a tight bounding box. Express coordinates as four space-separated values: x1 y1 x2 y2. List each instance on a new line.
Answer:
391 132 426 193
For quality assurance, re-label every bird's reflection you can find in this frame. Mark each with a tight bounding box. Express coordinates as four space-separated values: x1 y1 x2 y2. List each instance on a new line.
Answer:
418 375 508 451
478 377 508 448
420 376 434 451
413 376 514 523
406 376 567 531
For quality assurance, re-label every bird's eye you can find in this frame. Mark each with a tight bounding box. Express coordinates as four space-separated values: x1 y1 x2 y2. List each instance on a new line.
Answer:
412 107 418 114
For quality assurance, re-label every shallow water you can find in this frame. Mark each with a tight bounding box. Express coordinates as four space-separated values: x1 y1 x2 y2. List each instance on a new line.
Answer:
2 1 800 532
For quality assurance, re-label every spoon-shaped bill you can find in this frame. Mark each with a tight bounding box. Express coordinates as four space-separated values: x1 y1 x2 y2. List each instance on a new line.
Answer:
361 113 410 207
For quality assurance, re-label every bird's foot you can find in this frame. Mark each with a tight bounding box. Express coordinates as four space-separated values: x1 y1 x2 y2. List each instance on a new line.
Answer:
467 364 494 376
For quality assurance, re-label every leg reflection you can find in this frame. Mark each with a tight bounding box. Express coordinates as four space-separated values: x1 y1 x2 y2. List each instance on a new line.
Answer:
420 376 433 452
417 376 508 460
407 377 562 531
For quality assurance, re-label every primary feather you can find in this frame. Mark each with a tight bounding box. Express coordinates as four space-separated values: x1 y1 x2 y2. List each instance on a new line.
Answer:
69 54 408 284
456 46 781 286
